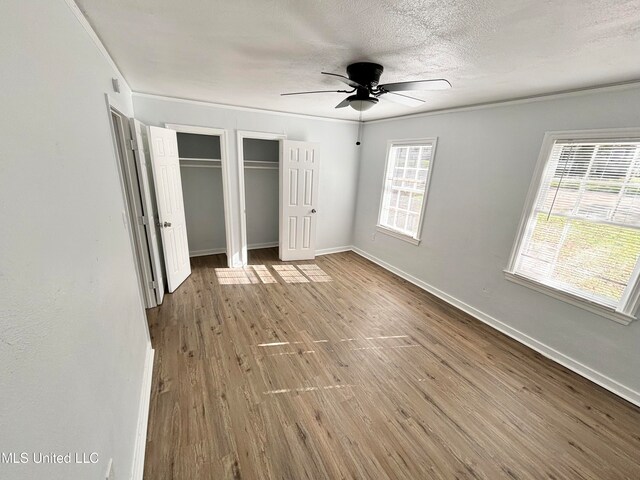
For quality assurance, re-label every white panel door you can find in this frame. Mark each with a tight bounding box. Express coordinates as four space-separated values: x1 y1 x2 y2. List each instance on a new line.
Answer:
130 119 165 304
279 140 319 261
148 126 191 292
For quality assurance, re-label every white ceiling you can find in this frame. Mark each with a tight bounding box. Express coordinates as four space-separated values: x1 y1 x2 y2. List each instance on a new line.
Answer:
76 0 640 121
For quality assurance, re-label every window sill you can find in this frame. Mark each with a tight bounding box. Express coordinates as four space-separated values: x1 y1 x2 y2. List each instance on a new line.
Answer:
376 226 421 245
503 271 634 326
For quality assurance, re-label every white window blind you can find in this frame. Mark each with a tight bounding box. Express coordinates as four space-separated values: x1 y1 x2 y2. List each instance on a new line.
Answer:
378 140 435 240
512 138 640 311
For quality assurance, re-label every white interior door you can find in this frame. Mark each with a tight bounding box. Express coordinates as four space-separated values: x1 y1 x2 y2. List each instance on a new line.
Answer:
130 119 165 304
279 140 319 261
148 126 191 292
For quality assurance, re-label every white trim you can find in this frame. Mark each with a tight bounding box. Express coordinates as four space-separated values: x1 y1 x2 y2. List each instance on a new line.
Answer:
315 245 353 256
165 124 224 136
131 346 155 480
236 130 287 265
63 0 130 91
165 124 236 268
190 248 227 258
504 272 633 326
506 127 640 324
105 98 153 314
133 84 640 126
365 81 640 124
350 247 640 407
133 92 359 124
376 138 437 244
375 225 421 245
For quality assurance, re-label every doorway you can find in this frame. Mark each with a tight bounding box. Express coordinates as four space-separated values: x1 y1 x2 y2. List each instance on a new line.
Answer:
166 124 234 268
237 130 286 265
108 106 157 308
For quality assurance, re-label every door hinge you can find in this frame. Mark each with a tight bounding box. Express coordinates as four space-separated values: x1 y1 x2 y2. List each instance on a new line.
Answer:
149 280 158 289
139 215 148 226
128 138 137 151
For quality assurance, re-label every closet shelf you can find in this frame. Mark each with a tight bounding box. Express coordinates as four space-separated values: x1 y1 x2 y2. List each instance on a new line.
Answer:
244 160 278 170
179 157 221 162
180 158 222 169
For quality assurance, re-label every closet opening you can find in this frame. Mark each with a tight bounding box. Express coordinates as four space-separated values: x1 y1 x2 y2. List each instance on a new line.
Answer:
237 131 286 265
166 124 233 267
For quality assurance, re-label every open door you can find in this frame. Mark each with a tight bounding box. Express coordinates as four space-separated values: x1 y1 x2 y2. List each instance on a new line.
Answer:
148 126 191 292
130 119 165 305
279 140 320 261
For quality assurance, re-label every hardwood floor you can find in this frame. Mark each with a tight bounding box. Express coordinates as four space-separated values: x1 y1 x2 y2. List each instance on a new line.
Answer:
144 248 640 480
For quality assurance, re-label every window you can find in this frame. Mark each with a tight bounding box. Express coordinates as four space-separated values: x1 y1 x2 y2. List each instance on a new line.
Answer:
506 129 640 324
377 138 437 244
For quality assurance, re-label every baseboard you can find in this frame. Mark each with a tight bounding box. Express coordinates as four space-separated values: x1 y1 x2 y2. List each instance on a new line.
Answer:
316 245 353 256
131 346 155 480
248 242 278 250
350 247 640 407
190 248 226 257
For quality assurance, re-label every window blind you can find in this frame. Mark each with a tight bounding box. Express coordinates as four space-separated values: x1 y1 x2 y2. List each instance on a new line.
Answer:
379 143 433 238
514 139 640 308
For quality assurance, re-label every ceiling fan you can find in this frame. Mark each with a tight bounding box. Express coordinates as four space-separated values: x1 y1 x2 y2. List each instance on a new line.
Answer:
281 62 451 112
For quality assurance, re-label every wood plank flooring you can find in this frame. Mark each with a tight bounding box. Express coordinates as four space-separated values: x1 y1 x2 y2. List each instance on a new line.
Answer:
144 248 640 480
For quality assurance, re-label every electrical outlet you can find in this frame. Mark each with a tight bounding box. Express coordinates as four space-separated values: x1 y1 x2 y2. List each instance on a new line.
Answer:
105 458 114 480
372 231 376 241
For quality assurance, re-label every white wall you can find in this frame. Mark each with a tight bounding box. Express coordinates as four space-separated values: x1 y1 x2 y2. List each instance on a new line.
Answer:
132 95 361 264
354 85 640 403
0 1 149 479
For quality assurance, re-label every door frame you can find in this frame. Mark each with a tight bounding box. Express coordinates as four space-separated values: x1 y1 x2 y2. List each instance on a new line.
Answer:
237 130 286 265
165 124 234 268
106 98 156 312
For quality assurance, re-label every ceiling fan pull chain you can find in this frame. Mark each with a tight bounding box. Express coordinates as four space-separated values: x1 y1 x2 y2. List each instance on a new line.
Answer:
356 110 363 146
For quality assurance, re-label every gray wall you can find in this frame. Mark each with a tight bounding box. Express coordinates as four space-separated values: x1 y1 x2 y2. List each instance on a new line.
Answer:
133 95 361 264
177 132 221 159
0 1 149 479
244 138 279 247
243 138 279 162
354 86 640 401
180 166 227 255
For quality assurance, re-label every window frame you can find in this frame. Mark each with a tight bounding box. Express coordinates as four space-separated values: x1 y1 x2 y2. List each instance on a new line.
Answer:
376 137 438 245
505 128 640 325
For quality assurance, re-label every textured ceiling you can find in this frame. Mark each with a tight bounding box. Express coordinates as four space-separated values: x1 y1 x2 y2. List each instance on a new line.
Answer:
76 0 640 120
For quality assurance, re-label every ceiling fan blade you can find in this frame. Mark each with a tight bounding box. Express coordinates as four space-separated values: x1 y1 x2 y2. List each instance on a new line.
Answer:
382 91 425 107
379 79 451 92
281 89 349 96
321 72 366 89
334 98 351 109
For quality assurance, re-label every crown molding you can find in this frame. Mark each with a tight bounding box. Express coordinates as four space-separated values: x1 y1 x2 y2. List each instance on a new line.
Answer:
365 80 640 124
132 92 360 124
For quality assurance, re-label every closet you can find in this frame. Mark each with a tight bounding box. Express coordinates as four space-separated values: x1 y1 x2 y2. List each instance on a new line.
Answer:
242 137 280 250
177 132 227 258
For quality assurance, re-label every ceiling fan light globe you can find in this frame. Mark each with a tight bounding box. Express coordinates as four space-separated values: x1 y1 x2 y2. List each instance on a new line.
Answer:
349 98 377 111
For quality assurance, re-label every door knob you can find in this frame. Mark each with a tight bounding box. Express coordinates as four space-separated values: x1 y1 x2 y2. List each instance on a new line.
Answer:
311 209 317 213
163 221 172 227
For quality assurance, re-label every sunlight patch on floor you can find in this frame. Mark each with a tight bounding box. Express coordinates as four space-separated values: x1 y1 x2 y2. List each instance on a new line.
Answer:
263 384 355 395
215 265 277 285
272 265 309 283
297 264 332 282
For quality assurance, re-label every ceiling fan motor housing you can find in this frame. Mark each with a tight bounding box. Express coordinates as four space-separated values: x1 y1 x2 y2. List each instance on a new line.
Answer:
347 62 384 89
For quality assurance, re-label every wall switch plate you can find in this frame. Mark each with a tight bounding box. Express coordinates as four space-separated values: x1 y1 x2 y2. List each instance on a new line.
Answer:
105 458 114 480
